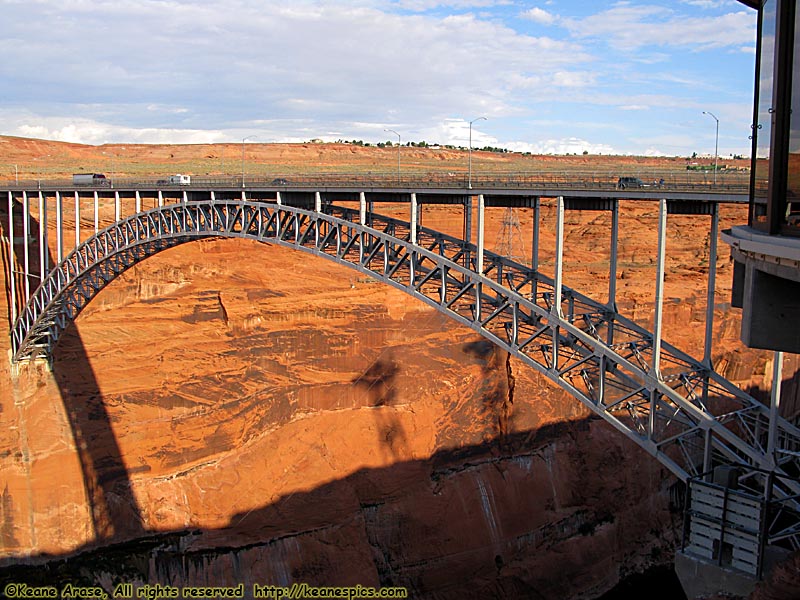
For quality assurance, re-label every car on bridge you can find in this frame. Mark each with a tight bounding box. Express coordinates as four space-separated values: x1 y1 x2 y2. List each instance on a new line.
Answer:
271 177 289 185
617 176 646 189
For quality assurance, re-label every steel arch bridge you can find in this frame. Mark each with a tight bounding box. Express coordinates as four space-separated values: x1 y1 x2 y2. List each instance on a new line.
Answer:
10 196 800 488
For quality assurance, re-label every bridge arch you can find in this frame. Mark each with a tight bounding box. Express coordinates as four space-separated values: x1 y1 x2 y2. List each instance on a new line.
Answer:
10 199 800 491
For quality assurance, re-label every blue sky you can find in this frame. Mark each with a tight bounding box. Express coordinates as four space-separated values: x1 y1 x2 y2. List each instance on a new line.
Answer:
0 0 757 156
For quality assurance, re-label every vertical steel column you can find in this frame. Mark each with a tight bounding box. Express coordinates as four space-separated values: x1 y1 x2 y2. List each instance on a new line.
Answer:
608 199 619 309
531 197 540 301
410 194 418 287
703 428 713 475
158 190 164 208
463 196 473 243
359 192 367 265
74 191 80 250
276 191 282 206
368 200 374 227
241 190 246 202
606 199 620 347
767 351 784 464
7 192 17 322
648 200 668 441
22 191 30 301
652 198 667 378
410 193 417 245
314 192 322 248
476 194 485 275
38 192 48 282
551 196 565 372
703 203 720 368
463 195 473 270
114 191 121 222
56 192 63 262
210 190 215 203
475 194 485 322
94 191 99 233
135 190 142 213
553 196 564 317
183 190 188 203
531 197 540 272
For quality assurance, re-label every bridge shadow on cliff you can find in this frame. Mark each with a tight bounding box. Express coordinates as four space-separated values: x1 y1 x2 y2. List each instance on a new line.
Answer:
1 197 145 544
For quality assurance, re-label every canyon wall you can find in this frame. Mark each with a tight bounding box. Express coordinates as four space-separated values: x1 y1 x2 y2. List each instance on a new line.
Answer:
0 199 794 598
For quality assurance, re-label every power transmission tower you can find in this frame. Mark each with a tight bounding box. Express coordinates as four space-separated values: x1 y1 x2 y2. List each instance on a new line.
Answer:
494 207 525 263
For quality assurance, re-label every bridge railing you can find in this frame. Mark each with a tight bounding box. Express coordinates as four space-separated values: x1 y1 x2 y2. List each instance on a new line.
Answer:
1 168 751 193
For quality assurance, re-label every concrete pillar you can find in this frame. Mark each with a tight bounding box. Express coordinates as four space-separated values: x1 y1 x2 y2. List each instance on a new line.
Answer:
276 191 282 206
135 190 141 213
158 190 164 208
114 191 121 222
315 191 322 213
359 192 366 226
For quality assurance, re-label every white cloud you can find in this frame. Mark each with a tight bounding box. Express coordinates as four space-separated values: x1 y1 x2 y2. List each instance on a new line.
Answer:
679 0 727 8
395 0 512 9
505 137 617 155
0 1 758 156
520 7 557 25
3 112 224 145
562 5 755 51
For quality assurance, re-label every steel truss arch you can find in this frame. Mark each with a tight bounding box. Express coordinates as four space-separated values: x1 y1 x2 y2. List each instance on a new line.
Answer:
10 200 800 524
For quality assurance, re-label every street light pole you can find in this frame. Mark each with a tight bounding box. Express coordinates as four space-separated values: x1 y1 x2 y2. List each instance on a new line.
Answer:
384 128 401 184
468 116 487 189
242 136 257 188
702 111 719 185
13 164 18 185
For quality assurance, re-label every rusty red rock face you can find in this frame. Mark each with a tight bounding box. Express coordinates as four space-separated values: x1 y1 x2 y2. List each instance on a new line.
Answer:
0 191 795 597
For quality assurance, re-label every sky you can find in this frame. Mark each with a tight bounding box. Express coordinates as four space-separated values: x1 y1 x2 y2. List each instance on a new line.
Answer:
0 0 758 157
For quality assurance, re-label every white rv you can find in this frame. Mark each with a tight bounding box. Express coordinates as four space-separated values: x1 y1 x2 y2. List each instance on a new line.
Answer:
168 174 191 185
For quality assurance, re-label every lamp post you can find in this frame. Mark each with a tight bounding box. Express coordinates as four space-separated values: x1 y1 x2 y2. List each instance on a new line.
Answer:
468 116 487 189
384 128 401 184
13 164 18 185
702 111 719 185
242 136 257 187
